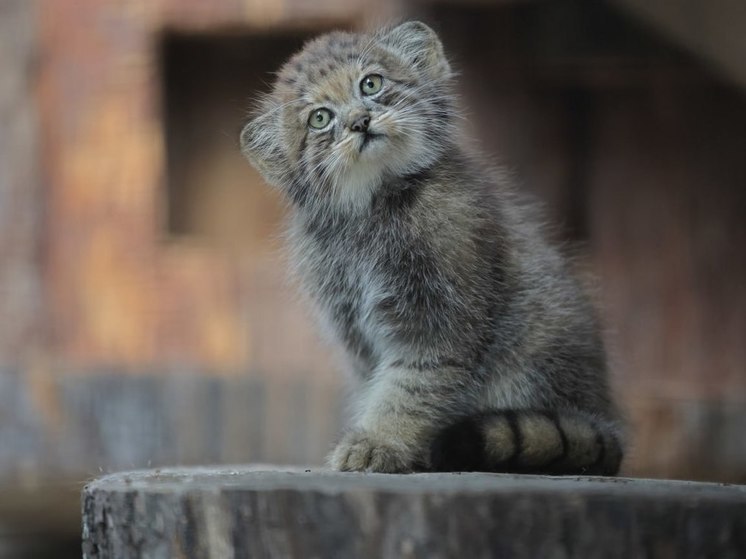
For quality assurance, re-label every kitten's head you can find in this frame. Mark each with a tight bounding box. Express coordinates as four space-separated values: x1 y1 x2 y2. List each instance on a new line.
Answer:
241 21 456 214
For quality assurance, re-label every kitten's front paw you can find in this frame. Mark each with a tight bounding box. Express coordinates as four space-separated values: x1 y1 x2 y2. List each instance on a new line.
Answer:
329 431 414 473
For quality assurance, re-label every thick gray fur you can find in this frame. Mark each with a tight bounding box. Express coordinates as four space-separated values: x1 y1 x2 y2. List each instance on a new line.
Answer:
240 22 624 474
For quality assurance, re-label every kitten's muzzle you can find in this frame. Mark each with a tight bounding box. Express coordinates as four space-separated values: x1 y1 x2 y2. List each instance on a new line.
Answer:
359 131 384 153
350 115 371 133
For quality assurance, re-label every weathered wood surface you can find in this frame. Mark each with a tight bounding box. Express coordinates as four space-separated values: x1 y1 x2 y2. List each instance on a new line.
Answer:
82 466 746 559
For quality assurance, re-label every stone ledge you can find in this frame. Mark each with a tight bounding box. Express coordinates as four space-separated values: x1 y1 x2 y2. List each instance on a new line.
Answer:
82 466 746 559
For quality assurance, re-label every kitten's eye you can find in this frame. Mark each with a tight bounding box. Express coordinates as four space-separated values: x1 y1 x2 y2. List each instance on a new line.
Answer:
308 108 334 129
360 74 383 95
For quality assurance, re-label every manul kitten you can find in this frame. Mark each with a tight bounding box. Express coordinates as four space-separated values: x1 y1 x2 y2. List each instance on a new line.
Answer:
241 21 624 475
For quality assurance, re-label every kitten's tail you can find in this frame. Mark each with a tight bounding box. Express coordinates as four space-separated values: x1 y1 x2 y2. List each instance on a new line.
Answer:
429 409 623 476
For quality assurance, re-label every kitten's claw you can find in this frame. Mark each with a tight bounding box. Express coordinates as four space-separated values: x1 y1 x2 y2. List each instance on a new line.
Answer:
329 432 413 473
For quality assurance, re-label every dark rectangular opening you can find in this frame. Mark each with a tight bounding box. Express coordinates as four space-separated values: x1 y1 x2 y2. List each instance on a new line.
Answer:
159 29 318 239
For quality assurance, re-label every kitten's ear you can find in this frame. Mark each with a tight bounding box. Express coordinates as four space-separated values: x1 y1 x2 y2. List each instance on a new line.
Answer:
240 103 288 187
382 21 451 78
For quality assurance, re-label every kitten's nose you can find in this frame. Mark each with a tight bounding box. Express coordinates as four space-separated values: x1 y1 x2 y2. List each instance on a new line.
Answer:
350 115 370 133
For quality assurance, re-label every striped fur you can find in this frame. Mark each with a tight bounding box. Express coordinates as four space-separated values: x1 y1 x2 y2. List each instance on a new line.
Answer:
240 21 625 475
431 410 623 475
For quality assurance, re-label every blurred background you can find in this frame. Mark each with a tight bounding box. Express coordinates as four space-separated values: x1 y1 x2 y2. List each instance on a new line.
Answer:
1 0 745 556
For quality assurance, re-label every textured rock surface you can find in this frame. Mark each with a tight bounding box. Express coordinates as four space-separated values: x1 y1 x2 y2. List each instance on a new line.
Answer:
82 466 746 559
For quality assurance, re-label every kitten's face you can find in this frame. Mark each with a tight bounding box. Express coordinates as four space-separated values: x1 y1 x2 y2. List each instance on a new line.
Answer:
241 22 454 213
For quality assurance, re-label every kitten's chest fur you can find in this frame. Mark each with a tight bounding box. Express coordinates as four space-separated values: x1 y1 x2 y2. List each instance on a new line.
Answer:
288 169 505 380
290 181 471 373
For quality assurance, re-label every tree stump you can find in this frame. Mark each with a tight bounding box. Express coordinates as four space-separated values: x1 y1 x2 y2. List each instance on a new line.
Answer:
82 466 746 558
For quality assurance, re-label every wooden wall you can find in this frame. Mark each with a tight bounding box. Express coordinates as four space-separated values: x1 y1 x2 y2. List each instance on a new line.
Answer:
0 0 744 508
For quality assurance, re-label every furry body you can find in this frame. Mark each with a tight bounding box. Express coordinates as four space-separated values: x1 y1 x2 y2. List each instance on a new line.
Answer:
241 22 623 474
